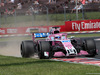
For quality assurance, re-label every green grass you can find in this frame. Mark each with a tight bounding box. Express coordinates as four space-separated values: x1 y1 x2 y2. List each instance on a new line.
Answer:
0 55 100 75
1 11 100 28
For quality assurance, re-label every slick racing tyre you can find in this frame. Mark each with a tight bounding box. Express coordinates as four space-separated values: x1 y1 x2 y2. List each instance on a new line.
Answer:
38 41 51 59
71 38 83 53
21 40 35 58
84 39 96 57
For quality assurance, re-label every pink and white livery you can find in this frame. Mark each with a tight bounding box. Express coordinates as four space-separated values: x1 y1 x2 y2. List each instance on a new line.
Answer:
20 27 98 59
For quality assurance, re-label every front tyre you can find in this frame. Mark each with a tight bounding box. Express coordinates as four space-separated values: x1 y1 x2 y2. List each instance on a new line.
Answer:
38 41 51 59
21 40 35 58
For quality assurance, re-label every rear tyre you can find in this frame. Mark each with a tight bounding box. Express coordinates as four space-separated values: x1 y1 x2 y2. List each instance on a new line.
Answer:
84 39 96 57
38 41 51 59
21 40 35 58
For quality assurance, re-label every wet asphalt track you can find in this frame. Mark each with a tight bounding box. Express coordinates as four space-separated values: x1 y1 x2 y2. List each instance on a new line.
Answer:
0 37 100 59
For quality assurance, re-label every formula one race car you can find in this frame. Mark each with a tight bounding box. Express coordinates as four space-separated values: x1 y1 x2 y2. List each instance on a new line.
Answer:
20 27 97 59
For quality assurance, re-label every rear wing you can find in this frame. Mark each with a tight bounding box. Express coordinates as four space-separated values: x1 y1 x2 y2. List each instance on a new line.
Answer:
30 29 49 41
30 26 60 39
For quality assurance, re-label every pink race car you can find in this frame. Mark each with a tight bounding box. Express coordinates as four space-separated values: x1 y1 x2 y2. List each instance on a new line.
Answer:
20 27 97 59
